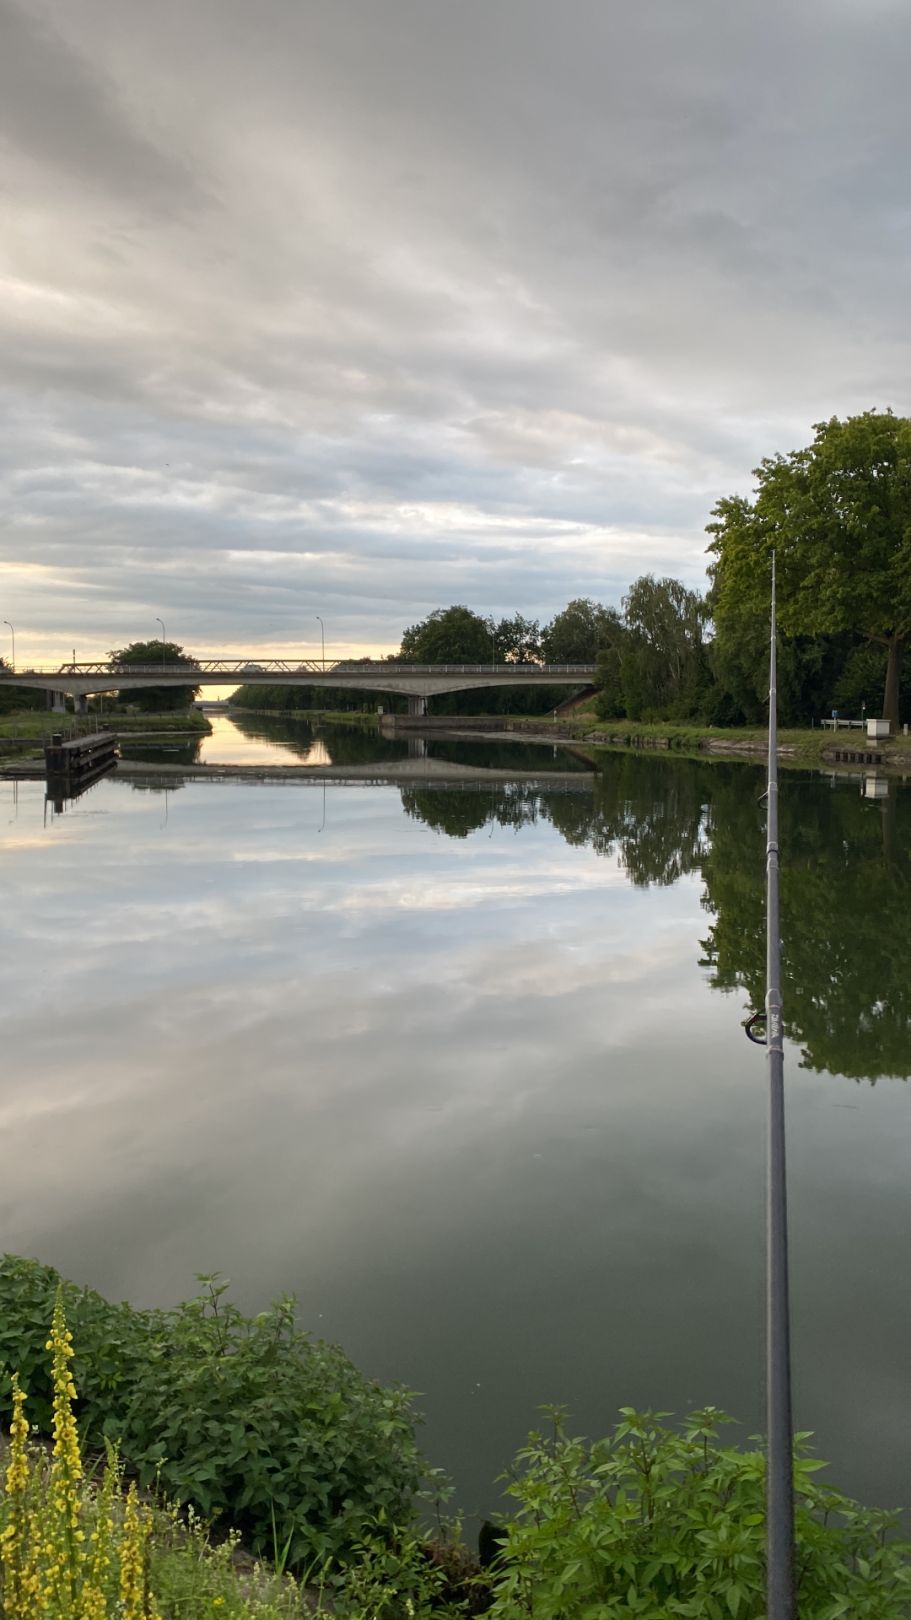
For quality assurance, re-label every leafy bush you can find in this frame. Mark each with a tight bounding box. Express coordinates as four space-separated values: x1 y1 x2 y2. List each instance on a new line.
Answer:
486 1407 911 1619
0 1256 424 1570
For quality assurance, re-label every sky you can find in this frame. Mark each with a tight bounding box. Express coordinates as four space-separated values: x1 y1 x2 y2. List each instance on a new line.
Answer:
1 0 910 665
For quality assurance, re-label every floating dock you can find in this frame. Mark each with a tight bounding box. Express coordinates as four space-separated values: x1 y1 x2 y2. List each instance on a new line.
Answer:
44 731 117 792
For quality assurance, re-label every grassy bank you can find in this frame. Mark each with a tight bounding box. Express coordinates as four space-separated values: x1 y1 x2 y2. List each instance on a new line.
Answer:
0 709 211 763
0 709 210 739
460 710 911 770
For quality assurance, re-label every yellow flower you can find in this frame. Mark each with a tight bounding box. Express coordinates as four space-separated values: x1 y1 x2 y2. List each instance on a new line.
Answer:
41 1289 86 1614
119 1482 159 1620
3 1297 161 1620
3 1375 30 1496
0 1374 42 1618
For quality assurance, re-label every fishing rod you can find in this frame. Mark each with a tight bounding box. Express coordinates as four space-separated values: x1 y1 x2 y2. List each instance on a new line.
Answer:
744 553 795 1618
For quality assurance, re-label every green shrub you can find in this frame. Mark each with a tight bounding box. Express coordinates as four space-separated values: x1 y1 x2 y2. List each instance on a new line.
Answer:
0 1256 424 1571
485 1407 911 1618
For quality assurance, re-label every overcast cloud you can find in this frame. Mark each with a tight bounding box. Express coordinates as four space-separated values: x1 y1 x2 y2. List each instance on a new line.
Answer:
1 0 910 661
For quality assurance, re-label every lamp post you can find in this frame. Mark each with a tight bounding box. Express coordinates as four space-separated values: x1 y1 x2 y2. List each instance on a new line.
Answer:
316 615 325 668
489 623 496 672
156 617 166 669
2 620 14 671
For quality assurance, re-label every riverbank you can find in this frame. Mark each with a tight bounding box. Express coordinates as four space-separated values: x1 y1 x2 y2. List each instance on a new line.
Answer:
3 1257 909 1618
228 706 381 725
0 708 211 762
383 714 911 772
227 703 911 771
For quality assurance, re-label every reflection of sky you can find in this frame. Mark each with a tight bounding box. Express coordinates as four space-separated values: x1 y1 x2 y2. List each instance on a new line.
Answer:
196 715 333 766
1 776 909 1521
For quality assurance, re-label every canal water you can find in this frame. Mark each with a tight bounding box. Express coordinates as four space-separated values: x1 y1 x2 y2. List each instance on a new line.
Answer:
1 719 909 1524
118 710 594 772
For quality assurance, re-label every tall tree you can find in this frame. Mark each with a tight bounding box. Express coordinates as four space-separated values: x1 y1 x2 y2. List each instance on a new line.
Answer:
540 599 622 663
707 411 911 727
399 606 494 664
592 616 631 718
619 574 708 720
494 614 541 662
108 640 201 711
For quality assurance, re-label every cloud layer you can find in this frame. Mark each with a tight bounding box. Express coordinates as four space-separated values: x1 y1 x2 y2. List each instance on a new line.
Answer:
2 0 910 660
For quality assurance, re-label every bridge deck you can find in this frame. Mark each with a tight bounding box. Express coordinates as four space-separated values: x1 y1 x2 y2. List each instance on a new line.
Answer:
0 660 597 706
0 659 594 679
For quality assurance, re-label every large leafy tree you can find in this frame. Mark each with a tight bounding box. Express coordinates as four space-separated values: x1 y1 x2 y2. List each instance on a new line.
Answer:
619 574 708 720
591 614 630 718
0 657 34 714
399 605 494 663
108 639 201 711
591 578 709 721
706 611 864 727
540 598 622 663
707 410 911 727
493 613 541 662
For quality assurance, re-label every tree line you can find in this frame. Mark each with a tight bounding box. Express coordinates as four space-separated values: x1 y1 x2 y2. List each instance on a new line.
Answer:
392 409 911 726
5 408 908 725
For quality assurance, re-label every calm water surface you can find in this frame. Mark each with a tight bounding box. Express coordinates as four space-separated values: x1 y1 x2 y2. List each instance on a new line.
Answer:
1 730 909 1522
119 711 594 772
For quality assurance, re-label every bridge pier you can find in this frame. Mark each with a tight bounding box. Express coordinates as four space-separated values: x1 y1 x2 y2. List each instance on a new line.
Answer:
46 690 67 713
407 694 427 718
73 694 88 715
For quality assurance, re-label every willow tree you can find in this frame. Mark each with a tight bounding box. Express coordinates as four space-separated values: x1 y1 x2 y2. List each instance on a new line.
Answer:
707 410 911 727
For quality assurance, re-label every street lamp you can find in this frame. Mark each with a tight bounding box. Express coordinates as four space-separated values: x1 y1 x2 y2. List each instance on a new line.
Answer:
489 623 496 672
316 615 325 667
2 620 14 671
156 617 166 669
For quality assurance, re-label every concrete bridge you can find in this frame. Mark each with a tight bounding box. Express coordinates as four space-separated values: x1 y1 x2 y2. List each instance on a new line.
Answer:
0 658 596 716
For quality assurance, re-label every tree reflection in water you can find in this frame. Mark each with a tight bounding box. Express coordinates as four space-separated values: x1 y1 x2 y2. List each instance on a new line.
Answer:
401 757 911 1082
700 769 911 1081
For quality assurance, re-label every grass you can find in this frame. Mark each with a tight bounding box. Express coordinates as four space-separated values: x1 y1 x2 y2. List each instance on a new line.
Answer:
0 708 210 738
0 709 212 762
489 711 911 768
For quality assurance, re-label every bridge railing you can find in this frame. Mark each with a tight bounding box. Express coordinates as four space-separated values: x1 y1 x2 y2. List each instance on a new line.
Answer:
0 660 597 679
